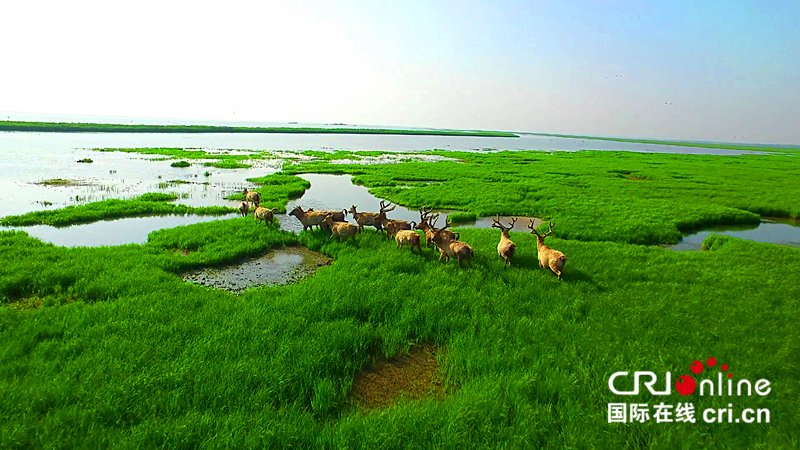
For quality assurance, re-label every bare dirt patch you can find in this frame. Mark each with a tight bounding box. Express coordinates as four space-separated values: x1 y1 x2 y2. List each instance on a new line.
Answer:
348 343 448 412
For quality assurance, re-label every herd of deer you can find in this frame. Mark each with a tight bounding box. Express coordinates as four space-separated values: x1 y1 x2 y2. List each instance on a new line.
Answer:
238 190 567 280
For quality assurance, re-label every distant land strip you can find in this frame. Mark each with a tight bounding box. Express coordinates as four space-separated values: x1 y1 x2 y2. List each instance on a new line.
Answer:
527 132 800 153
0 121 518 138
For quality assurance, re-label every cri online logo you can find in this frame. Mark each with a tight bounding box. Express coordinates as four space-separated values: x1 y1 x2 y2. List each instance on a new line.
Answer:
609 357 771 397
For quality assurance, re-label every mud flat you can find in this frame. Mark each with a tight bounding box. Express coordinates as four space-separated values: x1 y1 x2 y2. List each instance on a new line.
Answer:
182 246 332 293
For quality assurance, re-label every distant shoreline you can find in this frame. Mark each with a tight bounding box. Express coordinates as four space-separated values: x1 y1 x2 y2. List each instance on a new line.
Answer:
526 132 799 153
0 120 518 138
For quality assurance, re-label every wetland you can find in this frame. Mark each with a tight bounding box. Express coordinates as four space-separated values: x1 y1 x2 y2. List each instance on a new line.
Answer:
1 127 799 449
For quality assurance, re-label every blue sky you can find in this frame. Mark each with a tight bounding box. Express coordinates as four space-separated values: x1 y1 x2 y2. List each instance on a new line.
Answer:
1 0 798 143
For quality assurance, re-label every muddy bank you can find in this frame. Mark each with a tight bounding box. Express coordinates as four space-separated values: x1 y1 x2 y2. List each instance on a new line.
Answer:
182 246 332 293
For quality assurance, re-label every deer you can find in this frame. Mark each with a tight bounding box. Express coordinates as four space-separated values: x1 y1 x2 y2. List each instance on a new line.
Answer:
254 206 278 225
528 220 566 281
322 213 359 243
377 201 412 239
238 201 250 217
288 206 327 231
394 230 422 253
492 215 517 267
348 201 391 233
431 221 473 268
414 207 458 248
316 209 347 231
242 188 261 208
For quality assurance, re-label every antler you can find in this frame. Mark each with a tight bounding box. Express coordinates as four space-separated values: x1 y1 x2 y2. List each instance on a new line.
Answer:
543 221 555 237
491 214 504 230
383 202 397 213
528 219 553 237
528 218 540 236
492 215 517 231
508 217 517 230
430 213 440 227
419 206 434 223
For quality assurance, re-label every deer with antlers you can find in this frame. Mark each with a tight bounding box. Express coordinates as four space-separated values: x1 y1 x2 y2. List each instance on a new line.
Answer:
528 220 566 280
348 201 391 233
377 201 413 239
414 207 458 248
431 220 473 268
491 215 517 267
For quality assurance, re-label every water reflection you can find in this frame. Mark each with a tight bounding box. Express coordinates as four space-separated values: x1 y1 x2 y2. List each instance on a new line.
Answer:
665 218 800 251
1 213 239 247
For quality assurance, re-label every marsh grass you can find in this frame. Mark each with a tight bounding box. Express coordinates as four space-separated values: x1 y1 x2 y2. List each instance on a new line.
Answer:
0 217 798 448
528 132 800 153
34 178 88 186
224 173 311 212
0 193 235 227
446 212 477 223
203 160 252 169
2 151 799 447
283 150 800 244
170 160 191 168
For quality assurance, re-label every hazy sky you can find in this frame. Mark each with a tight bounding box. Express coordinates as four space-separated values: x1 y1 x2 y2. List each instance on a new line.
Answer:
1 0 798 144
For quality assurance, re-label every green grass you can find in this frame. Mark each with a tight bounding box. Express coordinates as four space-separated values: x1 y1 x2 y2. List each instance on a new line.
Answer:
2 150 799 447
170 160 191 168
446 212 477 223
0 120 518 137
0 193 235 227
528 132 800 153
0 217 797 448
96 147 252 160
224 173 311 213
76 158 93 163
137 193 179 202
203 160 252 169
282 150 800 245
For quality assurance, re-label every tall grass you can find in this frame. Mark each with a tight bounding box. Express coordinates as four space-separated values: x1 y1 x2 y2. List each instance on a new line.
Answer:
0 217 798 448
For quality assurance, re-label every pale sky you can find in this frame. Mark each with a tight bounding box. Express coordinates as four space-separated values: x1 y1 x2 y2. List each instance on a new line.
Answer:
1 0 798 144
